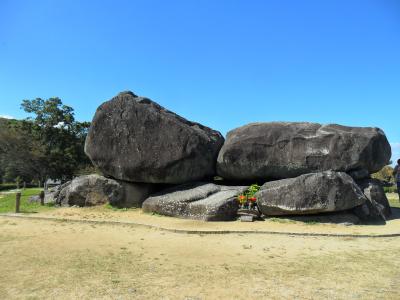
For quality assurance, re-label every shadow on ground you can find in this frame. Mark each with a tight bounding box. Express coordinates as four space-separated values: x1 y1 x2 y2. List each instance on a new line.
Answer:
264 207 400 226
266 212 360 225
387 207 400 221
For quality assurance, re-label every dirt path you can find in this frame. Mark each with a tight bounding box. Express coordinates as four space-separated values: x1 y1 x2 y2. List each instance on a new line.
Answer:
24 205 400 237
0 217 399 299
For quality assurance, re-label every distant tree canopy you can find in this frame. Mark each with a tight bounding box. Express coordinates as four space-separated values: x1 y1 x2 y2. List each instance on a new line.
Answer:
0 97 93 185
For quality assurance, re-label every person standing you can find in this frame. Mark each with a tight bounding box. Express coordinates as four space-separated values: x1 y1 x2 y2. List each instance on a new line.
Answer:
393 159 400 201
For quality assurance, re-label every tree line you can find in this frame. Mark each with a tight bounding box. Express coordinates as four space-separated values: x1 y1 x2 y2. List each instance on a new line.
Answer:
0 97 94 186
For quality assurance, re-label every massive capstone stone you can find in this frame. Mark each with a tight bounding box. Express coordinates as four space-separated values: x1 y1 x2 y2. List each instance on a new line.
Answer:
85 91 224 184
217 122 391 181
255 171 367 216
142 182 247 221
55 174 154 207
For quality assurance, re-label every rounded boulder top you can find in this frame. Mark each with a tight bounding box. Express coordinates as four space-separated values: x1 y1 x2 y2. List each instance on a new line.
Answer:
217 122 391 181
85 91 224 184
117 90 138 97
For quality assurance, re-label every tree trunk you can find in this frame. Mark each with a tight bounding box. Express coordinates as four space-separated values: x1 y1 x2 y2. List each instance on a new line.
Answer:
40 191 45 206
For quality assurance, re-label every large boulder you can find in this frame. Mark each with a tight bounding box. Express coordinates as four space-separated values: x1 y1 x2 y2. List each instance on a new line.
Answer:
55 174 154 207
85 91 224 184
142 182 248 221
256 171 367 216
353 179 391 221
217 122 391 181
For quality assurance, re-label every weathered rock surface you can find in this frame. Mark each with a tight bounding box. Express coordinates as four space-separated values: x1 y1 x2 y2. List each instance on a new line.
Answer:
256 171 367 216
353 179 391 221
142 182 247 221
55 174 154 207
56 175 122 207
45 182 71 204
85 91 224 184
217 122 391 181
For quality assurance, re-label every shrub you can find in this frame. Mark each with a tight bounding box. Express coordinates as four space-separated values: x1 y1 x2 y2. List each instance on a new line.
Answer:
0 183 37 191
237 184 261 208
0 184 17 191
383 186 398 193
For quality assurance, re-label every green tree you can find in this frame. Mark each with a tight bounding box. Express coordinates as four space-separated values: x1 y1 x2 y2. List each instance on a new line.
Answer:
0 98 92 185
20 97 92 183
0 118 46 185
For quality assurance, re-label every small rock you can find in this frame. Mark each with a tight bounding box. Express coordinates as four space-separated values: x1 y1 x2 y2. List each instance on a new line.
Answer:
28 195 40 203
240 215 254 222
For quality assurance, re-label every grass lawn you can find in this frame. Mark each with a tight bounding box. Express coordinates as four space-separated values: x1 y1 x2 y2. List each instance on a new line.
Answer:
0 188 54 213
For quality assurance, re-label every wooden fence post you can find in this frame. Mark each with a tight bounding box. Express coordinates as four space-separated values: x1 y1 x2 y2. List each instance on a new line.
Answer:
40 191 45 206
15 192 21 213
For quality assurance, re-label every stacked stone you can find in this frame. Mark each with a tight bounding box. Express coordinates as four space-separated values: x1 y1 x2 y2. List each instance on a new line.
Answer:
53 91 245 221
52 91 392 223
217 122 392 220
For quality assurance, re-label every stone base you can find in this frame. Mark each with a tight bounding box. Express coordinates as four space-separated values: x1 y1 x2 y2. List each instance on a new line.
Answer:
142 182 248 221
240 215 255 222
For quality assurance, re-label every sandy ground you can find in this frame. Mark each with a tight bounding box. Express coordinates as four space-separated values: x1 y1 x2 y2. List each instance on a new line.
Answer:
0 217 400 299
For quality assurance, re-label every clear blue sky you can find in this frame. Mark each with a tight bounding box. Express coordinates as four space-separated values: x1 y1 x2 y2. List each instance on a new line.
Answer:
1 0 399 162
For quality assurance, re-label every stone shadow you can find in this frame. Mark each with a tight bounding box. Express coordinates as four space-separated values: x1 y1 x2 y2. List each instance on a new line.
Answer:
387 207 400 221
263 211 360 225
263 208 400 226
